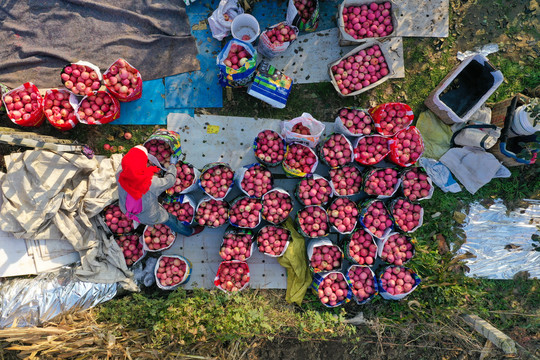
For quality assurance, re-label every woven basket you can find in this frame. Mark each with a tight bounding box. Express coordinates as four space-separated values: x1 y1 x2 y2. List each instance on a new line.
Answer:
488 93 530 128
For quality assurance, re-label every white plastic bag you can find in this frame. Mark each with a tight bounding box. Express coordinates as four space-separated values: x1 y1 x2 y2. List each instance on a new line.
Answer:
154 255 192 290
256 225 291 257
257 22 299 59
208 0 244 41
140 224 177 252
234 163 274 198
451 124 501 150
67 60 103 82
417 157 462 193
400 167 435 201
378 265 421 301
333 107 374 137
306 238 344 272
281 113 325 148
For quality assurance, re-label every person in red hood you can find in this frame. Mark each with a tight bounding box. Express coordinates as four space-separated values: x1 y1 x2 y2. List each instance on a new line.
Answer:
116 145 202 236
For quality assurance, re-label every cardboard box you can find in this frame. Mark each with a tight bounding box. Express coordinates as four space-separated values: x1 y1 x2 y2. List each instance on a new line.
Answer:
337 0 399 46
247 62 293 108
328 39 394 97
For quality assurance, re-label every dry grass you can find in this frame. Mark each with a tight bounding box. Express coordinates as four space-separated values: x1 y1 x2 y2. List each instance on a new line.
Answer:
0 308 504 360
0 311 215 360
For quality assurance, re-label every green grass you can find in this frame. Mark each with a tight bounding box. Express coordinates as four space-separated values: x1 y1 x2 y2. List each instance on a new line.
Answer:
97 289 354 348
491 54 540 102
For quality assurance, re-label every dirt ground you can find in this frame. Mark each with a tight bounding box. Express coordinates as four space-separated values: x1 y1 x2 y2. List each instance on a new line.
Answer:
249 325 513 360
253 338 472 360
452 0 539 63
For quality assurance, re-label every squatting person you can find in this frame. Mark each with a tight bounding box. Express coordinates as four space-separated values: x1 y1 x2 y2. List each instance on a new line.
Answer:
116 145 202 236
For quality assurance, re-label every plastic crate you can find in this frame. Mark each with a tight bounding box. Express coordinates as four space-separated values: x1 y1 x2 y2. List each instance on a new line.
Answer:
425 54 504 125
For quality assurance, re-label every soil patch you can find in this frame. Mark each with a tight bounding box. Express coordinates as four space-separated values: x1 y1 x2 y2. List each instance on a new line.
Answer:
251 336 485 360
452 0 539 63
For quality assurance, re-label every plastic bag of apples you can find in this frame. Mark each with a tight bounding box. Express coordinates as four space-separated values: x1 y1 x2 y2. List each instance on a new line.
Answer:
235 163 274 198
141 224 177 252
115 233 146 268
311 271 352 307
286 0 320 32
162 194 197 226
257 22 299 58
306 238 343 272
220 227 256 261
165 161 200 196
400 167 434 201
155 255 192 290
369 102 414 136
334 107 375 137
214 260 250 293
376 232 416 266
74 90 120 125
378 265 421 300
43 89 79 131
143 129 183 167
217 39 257 88
198 162 235 200
256 224 291 257
281 113 325 148
346 264 378 305
60 61 102 96
2 82 45 127
388 126 425 167
103 58 143 102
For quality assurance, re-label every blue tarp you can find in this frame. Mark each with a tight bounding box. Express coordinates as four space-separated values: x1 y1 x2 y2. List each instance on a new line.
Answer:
164 0 223 110
114 0 341 125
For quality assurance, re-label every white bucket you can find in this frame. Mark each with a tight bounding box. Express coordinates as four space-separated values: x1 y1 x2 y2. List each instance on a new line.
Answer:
231 14 260 43
509 105 539 137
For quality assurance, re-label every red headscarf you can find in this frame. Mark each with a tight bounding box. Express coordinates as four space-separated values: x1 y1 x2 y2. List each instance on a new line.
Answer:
118 146 159 200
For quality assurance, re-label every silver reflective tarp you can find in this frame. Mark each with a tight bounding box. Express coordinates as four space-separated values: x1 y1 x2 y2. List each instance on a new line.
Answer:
0 267 117 328
456 199 540 279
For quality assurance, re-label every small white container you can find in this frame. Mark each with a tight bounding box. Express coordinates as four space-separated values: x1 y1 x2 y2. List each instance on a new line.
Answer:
509 105 540 137
231 14 260 43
